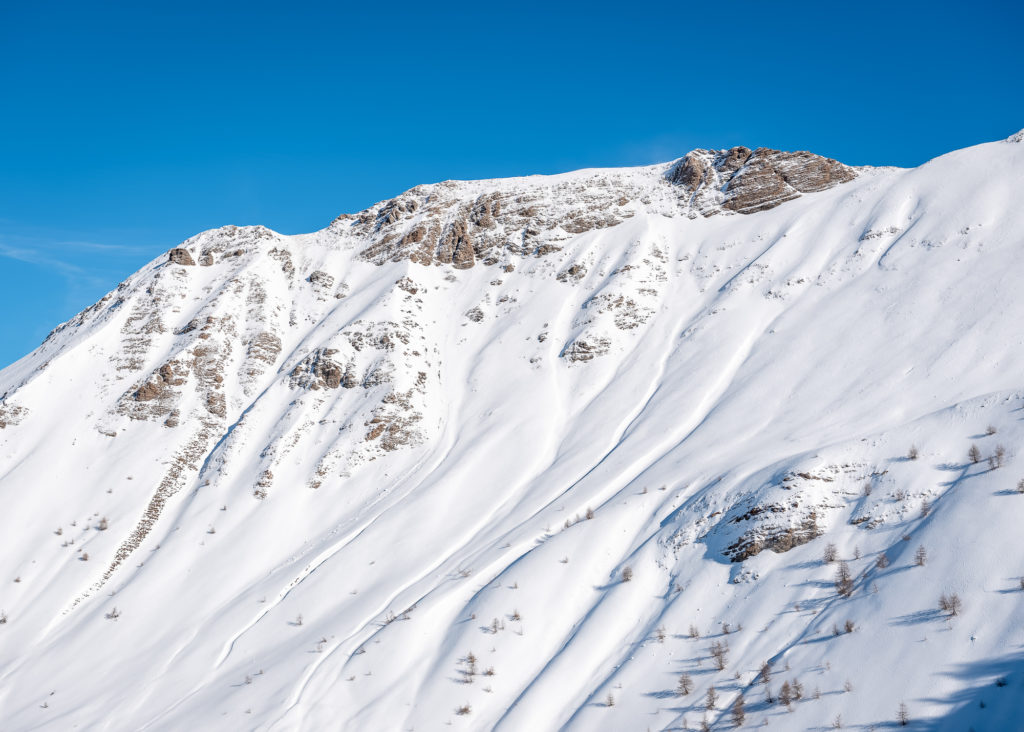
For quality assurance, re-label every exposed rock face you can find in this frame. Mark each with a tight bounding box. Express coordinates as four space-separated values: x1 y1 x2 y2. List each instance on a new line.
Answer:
345 144 855 272
350 177 640 270
291 348 344 390
246 332 282 366
168 248 196 266
562 337 612 363
718 464 868 561
725 512 822 562
0 402 26 429
134 362 186 402
308 270 335 289
668 146 856 216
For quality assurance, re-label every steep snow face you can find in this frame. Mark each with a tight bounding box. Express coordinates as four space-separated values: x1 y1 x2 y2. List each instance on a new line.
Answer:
0 135 1023 731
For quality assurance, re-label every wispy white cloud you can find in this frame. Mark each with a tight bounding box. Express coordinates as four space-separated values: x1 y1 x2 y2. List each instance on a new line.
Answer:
0 241 107 287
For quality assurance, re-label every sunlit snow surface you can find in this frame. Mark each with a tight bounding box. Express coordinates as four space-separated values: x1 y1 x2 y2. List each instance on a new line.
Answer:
1 133 1023 731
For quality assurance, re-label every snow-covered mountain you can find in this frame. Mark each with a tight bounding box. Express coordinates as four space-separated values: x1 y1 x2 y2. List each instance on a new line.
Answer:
2 131 1023 731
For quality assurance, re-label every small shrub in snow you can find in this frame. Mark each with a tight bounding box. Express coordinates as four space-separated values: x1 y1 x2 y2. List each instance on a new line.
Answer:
605 693 614 707
677 672 694 695
897 702 909 726
98 517 108 531
455 704 471 715
81 553 89 562
105 607 120 621
939 592 962 616
0 611 6 624
759 660 772 684
779 681 793 709
1017 478 1024 494
844 618 856 633
907 445 919 460
969 444 982 464
705 685 718 710
989 444 1006 470
689 624 701 639
843 679 853 692
585 507 594 520
510 609 521 621
710 640 729 670
823 543 838 563
731 695 745 727
833 713 843 728
920 500 931 518
621 566 633 582
986 425 997 435
915 545 927 566
835 561 854 597
791 678 803 699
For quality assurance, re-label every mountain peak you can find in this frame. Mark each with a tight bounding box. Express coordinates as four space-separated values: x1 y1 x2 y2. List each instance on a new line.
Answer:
1 133 1021 730
667 145 857 215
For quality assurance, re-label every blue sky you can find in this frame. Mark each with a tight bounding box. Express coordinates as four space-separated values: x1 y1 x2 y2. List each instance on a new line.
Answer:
1 0 1022 368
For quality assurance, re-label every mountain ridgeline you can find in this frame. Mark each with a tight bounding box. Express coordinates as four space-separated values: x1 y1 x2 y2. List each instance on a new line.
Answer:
0 132 1023 730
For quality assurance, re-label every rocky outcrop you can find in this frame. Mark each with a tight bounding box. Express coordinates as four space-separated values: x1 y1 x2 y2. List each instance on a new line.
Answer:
724 509 822 562
134 362 186 403
308 270 334 289
365 400 420 451
668 146 856 215
290 348 345 390
562 337 612 363
0 402 27 429
246 332 282 366
351 177 639 270
168 248 196 266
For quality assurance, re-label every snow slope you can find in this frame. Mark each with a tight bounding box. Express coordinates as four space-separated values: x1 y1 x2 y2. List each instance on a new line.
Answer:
1 132 1024 731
